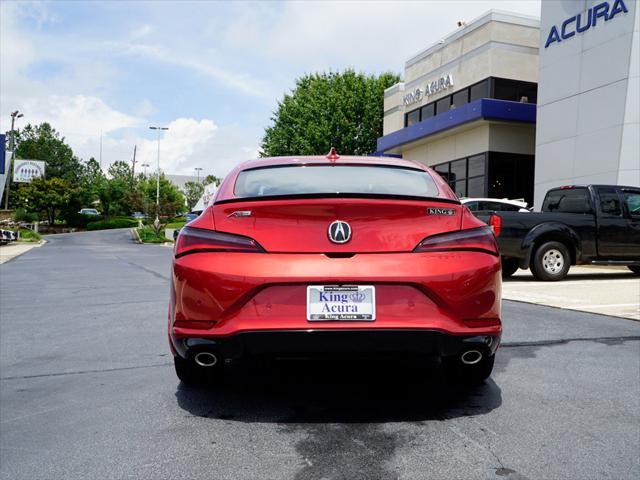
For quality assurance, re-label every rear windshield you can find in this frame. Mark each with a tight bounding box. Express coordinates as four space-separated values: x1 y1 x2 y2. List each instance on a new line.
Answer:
542 188 592 213
234 165 440 199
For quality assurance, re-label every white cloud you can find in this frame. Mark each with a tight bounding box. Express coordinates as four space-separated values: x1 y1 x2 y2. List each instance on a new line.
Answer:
222 0 541 72
131 24 153 39
22 94 141 138
71 118 258 179
107 40 274 99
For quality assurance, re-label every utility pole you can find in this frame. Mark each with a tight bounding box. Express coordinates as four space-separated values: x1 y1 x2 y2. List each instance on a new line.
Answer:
131 145 137 182
4 110 24 210
99 130 103 169
194 167 203 183
149 126 168 223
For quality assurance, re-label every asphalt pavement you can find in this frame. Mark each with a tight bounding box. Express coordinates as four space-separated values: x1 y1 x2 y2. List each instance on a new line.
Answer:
1 229 639 480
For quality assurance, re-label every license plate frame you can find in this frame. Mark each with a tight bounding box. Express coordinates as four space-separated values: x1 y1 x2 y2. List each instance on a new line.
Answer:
306 285 376 321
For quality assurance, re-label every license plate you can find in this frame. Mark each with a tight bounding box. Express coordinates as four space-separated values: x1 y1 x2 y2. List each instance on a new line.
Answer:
306 285 376 321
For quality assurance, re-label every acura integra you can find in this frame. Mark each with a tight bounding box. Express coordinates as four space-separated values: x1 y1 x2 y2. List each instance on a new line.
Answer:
169 150 502 384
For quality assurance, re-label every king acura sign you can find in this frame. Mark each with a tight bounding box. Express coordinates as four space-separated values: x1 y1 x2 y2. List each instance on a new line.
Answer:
403 73 454 106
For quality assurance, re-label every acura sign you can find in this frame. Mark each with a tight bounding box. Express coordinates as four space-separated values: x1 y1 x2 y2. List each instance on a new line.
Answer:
403 73 454 106
545 0 629 48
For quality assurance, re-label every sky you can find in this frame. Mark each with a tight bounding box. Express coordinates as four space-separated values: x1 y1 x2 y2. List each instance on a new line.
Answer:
1 0 541 179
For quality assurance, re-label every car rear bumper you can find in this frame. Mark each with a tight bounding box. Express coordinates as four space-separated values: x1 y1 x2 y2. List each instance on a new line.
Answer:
171 329 501 360
169 250 502 358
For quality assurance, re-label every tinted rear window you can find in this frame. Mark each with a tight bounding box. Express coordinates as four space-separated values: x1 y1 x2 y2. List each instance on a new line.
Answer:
234 165 440 198
542 188 592 213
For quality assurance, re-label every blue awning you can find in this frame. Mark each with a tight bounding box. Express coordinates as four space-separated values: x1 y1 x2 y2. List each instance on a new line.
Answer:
377 98 536 153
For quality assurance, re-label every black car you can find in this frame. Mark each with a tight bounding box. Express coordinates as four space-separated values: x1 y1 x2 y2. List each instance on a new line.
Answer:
478 185 640 281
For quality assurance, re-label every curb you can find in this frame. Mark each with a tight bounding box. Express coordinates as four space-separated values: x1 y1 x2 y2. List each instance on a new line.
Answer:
130 228 142 244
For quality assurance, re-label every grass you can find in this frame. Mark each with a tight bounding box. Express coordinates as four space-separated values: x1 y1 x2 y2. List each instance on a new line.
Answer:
165 221 186 229
18 228 42 242
136 226 168 244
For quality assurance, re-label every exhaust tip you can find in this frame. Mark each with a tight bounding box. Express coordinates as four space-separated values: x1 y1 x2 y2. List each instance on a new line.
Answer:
461 350 482 365
194 352 218 367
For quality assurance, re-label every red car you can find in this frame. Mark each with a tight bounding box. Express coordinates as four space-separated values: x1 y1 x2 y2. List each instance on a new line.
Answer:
169 151 502 384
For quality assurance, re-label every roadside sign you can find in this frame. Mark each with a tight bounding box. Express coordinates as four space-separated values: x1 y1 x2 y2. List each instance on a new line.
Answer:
13 159 46 183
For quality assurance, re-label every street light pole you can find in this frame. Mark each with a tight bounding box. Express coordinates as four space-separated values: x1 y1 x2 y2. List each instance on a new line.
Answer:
194 167 203 183
149 126 168 222
141 163 150 177
4 110 24 210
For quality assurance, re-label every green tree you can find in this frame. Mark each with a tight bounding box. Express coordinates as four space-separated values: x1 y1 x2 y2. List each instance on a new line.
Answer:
203 174 222 187
16 177 74 225
138 174 185 217
13 123 82 182
183 181 204 210
260 69 401 157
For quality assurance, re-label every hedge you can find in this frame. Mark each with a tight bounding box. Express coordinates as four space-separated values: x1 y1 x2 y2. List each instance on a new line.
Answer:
87 217 139 230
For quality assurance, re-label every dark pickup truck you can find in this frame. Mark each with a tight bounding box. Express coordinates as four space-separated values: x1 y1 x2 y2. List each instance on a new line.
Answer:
477 185 640 281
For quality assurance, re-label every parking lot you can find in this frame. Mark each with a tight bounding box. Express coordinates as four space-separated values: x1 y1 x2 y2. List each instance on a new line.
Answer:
1 229 639 480
504 267 640 320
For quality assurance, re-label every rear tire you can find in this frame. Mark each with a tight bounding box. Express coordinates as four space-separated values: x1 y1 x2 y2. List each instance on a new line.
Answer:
628 266 640 275
442 354 495 384
501 258 519 278
174 356 221 385
530 241 571 281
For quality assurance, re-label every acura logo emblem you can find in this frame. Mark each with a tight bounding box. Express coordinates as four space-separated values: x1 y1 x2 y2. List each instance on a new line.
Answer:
328 220 351 244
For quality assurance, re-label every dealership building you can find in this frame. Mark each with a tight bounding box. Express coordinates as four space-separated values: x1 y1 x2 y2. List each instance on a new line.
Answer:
377 0 639 207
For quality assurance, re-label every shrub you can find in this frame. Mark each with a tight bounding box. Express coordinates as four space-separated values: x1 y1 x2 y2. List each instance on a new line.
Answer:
87 217 139 230
18 228 42 242
13 208 39 223
137 226 167 243
66 213 103 228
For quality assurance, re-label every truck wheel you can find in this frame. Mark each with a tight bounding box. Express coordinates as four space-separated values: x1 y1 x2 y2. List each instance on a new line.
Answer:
531 241 570 281
501 258 519 278
628 266 640 275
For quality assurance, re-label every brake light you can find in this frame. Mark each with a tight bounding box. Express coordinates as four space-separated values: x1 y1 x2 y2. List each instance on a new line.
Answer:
175 226 264 257
489 213 502 237
414 226 498 256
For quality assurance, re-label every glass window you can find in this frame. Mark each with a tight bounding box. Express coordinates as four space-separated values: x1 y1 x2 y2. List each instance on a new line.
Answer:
420 103 435 120
453 180 466 198
467 176 485 197
406 109 420 126
234 165 440 198
623 191 640 217
449 159 466 183
517 82 538 104
542 188 592 214
435 96 451 115
465 201 479 211
493 78 519 102
469 80 489 102
452 89 468 109
433 163 450 182
467 154 485 177
598 188 622 216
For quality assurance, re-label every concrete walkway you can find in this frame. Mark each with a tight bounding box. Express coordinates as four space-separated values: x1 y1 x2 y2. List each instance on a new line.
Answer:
503 265 640 320
0 242 45 264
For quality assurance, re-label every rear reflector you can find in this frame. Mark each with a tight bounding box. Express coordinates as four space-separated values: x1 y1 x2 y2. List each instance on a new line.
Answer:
175 226 264 257
489 213 502 237
414 226 498 256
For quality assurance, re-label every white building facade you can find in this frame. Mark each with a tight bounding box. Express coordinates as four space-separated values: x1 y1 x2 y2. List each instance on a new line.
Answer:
535 0 639 207
377 1 639 208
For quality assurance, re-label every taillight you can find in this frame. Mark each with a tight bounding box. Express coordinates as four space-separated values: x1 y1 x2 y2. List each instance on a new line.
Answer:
175 226 264 257
489 213 502 237
414 226 498 256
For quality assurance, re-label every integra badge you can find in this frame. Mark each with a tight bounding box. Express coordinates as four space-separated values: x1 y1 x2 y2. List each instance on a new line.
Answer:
427 208 455 216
